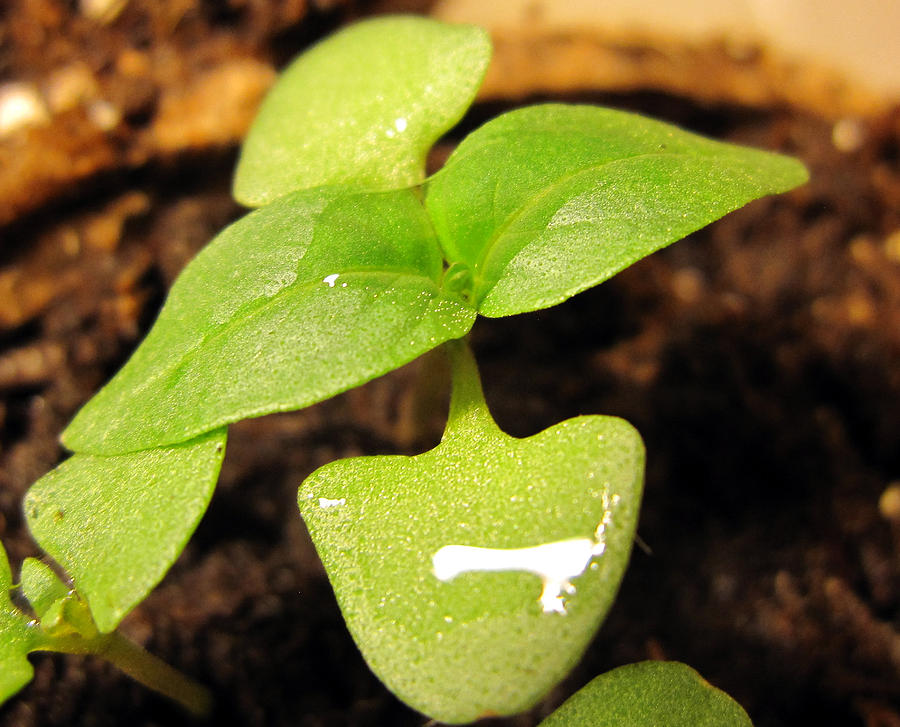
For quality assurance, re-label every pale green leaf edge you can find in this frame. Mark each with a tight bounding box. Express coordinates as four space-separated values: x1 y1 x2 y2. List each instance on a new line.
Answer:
0 541 42 703
234 15 491 205
538 661 753 727
19 558 69 623
25 428 227 633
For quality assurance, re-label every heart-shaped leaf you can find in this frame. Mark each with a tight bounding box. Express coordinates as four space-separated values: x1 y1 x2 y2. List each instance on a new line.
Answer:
0 542 41 703
233 16 491 206
63 188 475 455
299 341 644 722
538 661 753 727
25 428 227 633
425 104 809 317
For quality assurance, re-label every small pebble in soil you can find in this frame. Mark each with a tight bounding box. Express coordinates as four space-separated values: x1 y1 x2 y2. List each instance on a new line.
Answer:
0 82 50 137
878 482 900 522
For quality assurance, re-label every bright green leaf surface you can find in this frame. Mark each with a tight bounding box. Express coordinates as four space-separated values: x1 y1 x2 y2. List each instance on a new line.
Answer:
538 661 753 727
18 559 95 638
20 558 69 623
25 428 227 633
233 16 491 206
426 104 809 317
299 341 644 723
63 188 475 455
0 542 40 703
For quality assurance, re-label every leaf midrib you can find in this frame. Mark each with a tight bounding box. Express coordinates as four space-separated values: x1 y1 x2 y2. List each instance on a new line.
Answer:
471 150 693 303
152 266 442 389
65 266 448 450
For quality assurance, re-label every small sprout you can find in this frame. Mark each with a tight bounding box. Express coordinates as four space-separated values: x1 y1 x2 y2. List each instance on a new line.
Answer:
3 13 808 724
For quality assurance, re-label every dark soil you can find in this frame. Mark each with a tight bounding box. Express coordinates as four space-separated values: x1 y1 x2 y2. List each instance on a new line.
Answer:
1 3 899 726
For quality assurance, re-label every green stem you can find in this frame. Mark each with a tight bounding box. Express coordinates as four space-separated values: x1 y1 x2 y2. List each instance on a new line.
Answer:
441 337 501 441
41 631 211 717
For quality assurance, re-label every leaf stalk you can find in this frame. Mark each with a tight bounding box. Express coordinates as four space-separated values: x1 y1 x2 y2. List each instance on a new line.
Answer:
442 337 500 441
40 630 211 717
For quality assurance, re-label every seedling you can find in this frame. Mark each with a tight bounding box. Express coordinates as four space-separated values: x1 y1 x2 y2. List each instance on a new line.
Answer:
0 15 806 725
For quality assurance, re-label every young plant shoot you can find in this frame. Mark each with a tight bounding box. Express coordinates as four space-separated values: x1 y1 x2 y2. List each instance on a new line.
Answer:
0 15 807 724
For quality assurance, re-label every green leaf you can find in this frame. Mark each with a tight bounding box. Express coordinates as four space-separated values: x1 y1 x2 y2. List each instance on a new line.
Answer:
0 542 40 703
24 428 227 633
425 104 809 317
299 341 644 722
63 188 475 455
233 16 491 206
20 558 69 623
538 661 754 727
19 559 97 638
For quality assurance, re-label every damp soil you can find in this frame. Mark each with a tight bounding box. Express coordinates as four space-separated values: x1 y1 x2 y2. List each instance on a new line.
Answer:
1 3 899 727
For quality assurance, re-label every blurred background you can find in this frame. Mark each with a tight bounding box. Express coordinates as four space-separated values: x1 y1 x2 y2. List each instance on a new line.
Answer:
1 2 898 726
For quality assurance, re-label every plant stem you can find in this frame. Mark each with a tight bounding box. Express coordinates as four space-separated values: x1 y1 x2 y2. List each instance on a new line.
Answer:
42 631 212 717
102 631 212 716
442 337 500 441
